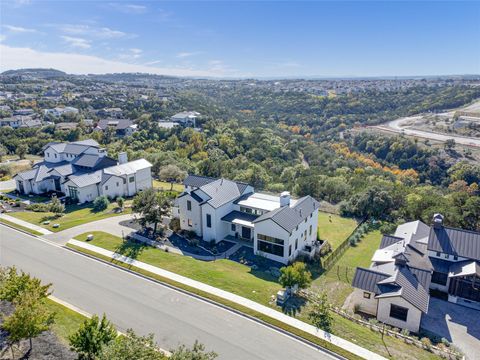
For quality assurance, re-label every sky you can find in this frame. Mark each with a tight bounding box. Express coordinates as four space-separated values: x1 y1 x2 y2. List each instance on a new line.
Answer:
0 0 479 78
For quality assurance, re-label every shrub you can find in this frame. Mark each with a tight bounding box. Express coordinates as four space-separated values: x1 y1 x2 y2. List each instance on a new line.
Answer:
319 241 331 256
116 197 124 210
26 203 49 212
278 262 312 289
93 196 109 212
169 217 180 232
420 337 432 351
49 196 65 215
400 328 410 337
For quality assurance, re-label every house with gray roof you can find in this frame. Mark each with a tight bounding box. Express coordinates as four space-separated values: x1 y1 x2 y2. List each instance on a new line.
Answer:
352 214 480 333
175 175 320 264
13 139 152 203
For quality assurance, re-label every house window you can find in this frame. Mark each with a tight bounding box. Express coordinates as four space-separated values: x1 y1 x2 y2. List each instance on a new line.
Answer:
296 225 298 231
453 255 458 261
105 186 108 191
54 153 57 158
444 254 449 259
289 245 292 256
129 176 134 183
187 200 192 211
46 153 49 157
231 224 236 231
116 182 119 187
309 225 312 236
436 252 441 257
257 234 284 257
305 218 307 223
123 178 126 184
389 304 408 322
304 230 307 238
206 214 212 228
295 238 298 250
363 292 371 299
431 271 448 286
187 219 192 227
310 214 312 218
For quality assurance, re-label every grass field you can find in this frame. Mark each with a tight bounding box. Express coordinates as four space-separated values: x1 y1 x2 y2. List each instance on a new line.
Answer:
0 217 44 236
45 299 88 344
317 212 358 250
10 202 131 232
153 180 184 192
73 231 281 305
69 231 438 360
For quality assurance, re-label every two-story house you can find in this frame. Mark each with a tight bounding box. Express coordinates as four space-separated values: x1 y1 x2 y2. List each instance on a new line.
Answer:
175 175 320 264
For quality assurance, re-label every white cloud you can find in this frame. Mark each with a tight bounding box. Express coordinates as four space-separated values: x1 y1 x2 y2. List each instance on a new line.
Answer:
0 44 239 77
119 48 143 60
61 36 91 49
58 24 130 39
108 3 147 14
3 24 37 33
176 51 201 58
0 35 6 42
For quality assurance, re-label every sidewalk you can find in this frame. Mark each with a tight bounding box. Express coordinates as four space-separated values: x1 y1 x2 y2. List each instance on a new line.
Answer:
0 213 53 235
68 239 386 360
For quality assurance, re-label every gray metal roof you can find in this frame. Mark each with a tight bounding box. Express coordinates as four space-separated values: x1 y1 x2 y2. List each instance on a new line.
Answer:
221 210 258 223
73 154 117 170
380 235 403 249
428 226 480 260
430 257 451 273
352 268 390 294
96 119 134 130
201 179 243 208
392 267 429 313
67 170 102 187
183 175 217 188
253 196 320 233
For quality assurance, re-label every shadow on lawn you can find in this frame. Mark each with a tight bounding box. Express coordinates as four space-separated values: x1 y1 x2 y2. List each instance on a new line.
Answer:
114 240 148 261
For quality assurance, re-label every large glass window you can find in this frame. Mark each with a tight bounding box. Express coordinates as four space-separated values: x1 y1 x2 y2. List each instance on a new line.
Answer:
389 304 408 322
257 233 284 257
431 271 448 286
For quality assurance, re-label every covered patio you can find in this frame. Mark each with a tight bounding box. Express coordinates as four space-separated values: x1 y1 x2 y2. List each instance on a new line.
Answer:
448 261 480 308
221 210 258 242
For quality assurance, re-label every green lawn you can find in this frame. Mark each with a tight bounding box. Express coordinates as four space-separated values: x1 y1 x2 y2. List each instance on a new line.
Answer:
73 231 281 306
45 298 88 344
69 231 438 360
336 230 383 269
153 180 184 192
5 190 51 203
0 217 43 236
317 212 358 250
10 202 131 232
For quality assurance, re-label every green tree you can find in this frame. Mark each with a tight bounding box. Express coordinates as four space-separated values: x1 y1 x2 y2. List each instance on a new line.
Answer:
116 196 125 210
444 139 456 151
170 340 217 360
158 164 187 190
0 266 51 302
15 143 28 160
99 329 166 360
308 292 333 332
132 188 170 233
69 314 117 360
0 143 7 162
49 196 65 216
93 195 110 212
278 262 312 289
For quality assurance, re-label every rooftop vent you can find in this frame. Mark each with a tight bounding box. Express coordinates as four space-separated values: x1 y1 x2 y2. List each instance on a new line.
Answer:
432 213 444 229
118 152 128 165
280 191 290 207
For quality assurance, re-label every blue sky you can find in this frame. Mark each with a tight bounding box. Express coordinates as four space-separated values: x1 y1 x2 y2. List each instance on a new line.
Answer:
1 0 479 77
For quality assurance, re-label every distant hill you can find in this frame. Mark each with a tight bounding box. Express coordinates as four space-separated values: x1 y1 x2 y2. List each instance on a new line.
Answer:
1 68 67 78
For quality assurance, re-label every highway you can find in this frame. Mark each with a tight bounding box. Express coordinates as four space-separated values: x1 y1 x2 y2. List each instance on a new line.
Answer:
0 225 336 360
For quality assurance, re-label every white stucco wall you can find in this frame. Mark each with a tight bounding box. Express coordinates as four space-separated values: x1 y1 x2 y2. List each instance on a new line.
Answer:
351 289 378 315
254 219 290 264
202 202 234 243
101 175 126 200
178 193 203 236
377 297 422 333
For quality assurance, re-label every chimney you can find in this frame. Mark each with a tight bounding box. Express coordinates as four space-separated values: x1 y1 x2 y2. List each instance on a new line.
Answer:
280 191 291 207
432 213 444 229
118 152 128 165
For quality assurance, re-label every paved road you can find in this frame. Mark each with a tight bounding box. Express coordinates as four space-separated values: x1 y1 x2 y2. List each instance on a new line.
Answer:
374 115 480 147
44 214 137 245
0 225 335 360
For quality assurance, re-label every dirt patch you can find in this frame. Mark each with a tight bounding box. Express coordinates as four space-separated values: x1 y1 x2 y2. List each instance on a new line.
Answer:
0 301 75 360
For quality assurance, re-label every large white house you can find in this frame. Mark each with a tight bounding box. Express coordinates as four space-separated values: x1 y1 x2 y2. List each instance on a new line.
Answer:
352 214 480 333
175 175 320 264
13 139 152 203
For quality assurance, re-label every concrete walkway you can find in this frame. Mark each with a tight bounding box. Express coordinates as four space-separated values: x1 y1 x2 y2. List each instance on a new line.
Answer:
0 213 53 235
43 214 137 245
68 239 386 360
0 179 15 191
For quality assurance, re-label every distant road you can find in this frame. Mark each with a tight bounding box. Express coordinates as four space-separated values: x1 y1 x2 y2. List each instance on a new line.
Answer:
0 226 336 360
373 115 480 147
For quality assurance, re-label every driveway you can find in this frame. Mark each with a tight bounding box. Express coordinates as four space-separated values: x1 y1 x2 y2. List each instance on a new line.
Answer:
43 214 137 245
421 298 480 359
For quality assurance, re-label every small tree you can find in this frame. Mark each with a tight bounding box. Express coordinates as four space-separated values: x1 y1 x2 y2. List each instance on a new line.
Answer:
158 164 187 191
15 143 28 160
49 196 65 216
0 266 51 302
0 144 7 162
99 329 165 360
69 314 117 360
278 262 312 289
3 290 55 352
308 292 333 332
93 195 109 212
444 139 456 151
132 188 170 233
170 340 217 360
116 197 125 210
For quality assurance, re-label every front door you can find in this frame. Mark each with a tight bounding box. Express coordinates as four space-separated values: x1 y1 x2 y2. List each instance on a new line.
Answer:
54 178 61 191
241 226 251 240
18 181 24 194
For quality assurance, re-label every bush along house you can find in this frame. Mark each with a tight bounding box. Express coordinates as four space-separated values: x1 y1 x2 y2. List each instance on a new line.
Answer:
174 175 320 264
351 214 480 333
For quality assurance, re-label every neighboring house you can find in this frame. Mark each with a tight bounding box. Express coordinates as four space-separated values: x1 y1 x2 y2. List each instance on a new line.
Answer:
13 108 35 116
175 175 320 264
44 107 79 117
56 122 79 131
97 107 123 119
158 121 180 129
0 116 42 128
0 117 21 128
171 111 200 127
95 119 138 137
13 139 152 203
351 214 480 333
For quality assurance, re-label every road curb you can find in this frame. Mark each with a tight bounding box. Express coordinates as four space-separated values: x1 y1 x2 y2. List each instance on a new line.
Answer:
64 245 348 360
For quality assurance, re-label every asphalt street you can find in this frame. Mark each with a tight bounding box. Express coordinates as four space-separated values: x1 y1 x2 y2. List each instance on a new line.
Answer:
0 225 336 360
